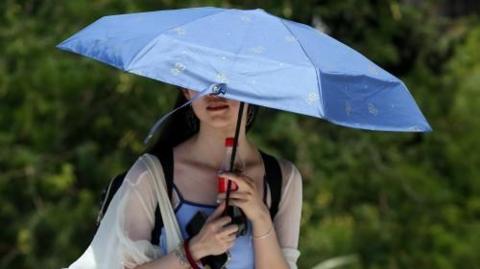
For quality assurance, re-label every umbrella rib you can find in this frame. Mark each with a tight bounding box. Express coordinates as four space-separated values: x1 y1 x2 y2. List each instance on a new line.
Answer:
278 18 325 116
126 8 228 69
226 9 259 84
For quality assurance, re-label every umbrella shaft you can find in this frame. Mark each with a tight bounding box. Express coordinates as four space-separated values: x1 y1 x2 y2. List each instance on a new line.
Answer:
230 102 245 170
224 101 246 234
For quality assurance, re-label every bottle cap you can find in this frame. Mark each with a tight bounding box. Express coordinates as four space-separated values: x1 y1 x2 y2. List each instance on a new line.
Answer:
225 137 235 147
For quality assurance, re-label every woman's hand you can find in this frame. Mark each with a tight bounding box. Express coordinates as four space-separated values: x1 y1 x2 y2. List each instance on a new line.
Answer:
189 201 239 260
216 172 270 224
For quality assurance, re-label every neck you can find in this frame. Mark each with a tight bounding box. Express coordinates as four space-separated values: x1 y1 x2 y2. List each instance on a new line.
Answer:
187 121 256 169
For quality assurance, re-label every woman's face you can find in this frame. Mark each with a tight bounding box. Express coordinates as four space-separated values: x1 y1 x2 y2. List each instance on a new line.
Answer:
183 89 248 130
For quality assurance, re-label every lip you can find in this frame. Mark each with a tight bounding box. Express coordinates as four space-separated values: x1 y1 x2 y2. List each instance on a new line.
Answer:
207 104 229 111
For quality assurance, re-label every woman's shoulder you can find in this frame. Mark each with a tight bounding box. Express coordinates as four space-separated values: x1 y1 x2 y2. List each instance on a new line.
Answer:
123 153 157 186
271 157 302 195
276 157 302 180
271 157 303 220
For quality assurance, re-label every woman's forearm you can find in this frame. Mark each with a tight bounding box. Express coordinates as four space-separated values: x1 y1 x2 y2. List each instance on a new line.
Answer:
132 238 208 269
132 247 191 269
252 212 289 269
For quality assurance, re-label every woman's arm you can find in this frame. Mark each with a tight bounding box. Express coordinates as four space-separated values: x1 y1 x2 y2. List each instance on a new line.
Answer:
132 249 190 269
251 208 290 269
266 160 303 268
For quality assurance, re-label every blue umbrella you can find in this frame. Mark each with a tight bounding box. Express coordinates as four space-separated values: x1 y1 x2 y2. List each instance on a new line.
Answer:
57 7 433 246
57 6 432 142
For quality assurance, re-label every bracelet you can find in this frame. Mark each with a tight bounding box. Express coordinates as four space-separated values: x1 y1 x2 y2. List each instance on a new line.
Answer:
183 239 201 269
253 225 274 240
173 243 190 268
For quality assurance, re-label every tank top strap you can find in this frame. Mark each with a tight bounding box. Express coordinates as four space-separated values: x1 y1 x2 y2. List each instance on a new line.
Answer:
170 183 184 211
172 183 185 202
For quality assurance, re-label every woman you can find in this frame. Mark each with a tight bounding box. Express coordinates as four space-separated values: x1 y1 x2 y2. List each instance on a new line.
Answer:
67 89 303 269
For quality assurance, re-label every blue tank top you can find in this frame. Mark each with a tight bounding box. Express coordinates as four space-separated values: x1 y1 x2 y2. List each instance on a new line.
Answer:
159 184 257 269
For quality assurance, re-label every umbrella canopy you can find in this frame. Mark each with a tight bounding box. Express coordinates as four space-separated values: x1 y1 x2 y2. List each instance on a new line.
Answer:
57 6 431 133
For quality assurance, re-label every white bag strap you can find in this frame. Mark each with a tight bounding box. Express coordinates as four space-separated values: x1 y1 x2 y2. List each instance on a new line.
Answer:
140 153 182 252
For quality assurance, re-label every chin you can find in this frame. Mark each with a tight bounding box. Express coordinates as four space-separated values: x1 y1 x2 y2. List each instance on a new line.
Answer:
208 122 234 129
202 119 236 130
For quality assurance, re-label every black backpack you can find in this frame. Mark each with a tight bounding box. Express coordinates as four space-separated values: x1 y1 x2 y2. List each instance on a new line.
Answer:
96 147 283 245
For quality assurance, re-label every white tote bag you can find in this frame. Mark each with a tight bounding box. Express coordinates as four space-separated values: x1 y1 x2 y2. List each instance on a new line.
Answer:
66 153 182 269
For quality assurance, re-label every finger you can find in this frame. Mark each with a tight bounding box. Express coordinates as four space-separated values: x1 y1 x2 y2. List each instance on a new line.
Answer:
224 240 235 251
218 172 253 190
228 199 248 209
212 216 232 228
225 235 237 243
206 201 226 222
220 232 237 243
218 192 251 201
219 224 239 237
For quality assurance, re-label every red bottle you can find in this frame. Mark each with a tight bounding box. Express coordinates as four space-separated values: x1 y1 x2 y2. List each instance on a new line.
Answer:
217 137 247 236
218 138 240 193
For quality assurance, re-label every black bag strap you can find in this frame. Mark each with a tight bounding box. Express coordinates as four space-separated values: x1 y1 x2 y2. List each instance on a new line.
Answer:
150 147 174 245
259 150 283 220
96 171 127 226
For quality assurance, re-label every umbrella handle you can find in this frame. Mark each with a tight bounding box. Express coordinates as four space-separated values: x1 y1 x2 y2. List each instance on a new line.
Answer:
223 101 244 214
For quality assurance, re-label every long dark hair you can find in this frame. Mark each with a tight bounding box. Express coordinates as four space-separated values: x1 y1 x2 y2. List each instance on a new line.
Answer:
144 91 259 155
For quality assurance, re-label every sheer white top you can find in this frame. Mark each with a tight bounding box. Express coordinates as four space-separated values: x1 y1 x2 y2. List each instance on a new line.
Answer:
66 153 303 269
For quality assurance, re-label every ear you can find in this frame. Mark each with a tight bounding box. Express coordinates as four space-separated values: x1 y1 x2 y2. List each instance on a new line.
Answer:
181 88 192 100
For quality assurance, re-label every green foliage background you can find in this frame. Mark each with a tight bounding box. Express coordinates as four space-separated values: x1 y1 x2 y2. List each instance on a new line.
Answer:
1 1 479 268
